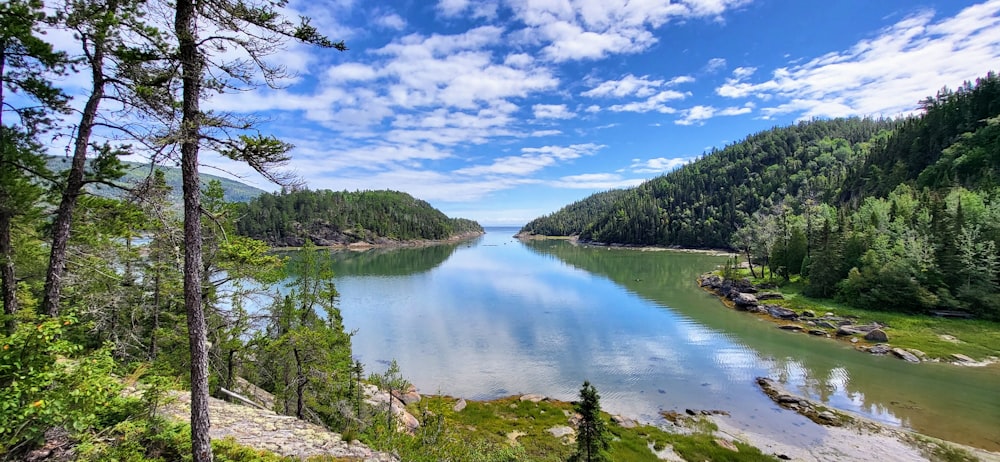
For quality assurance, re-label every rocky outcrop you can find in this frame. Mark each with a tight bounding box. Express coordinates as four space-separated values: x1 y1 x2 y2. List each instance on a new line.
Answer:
766 306 798 320
755 377 850 427
159 390 398 461
364 384 421 434
891 348 921 363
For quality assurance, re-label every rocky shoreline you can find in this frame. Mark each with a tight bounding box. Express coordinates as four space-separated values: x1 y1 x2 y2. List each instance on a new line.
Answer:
697 273 997 366
272 230 485 251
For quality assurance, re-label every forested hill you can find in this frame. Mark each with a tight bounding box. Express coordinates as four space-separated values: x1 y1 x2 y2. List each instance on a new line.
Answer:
520 71 1000 250
522 117 895 247
45 157 267 203
235 189 484 246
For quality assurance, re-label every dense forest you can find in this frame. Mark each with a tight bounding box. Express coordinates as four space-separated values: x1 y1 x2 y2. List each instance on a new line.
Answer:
521 72 1000 320
235 189 484 246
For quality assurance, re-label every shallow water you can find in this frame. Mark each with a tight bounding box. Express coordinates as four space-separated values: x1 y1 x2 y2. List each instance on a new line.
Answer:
323 227 1000 451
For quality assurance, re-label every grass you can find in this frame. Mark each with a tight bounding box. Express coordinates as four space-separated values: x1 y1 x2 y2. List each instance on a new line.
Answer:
729 271 1000 362
369 395 779 462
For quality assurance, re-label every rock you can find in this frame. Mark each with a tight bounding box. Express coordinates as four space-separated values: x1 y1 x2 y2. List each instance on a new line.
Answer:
685 408 697 416
520 394 547 403
801 310 816 317
611 414 637 428
853 323 883 333
778 324 804 331
939 334 961 343
818 411 837 421
395 390 421 405
865 328 889 342
776 394 800 404
868 344 891 355
951 353 975 363
815 321 838 329
908 349 926 358
756 292 784 300
850 337 859 344
396 409 420 433
547 426 575 438
453 398 467 412
714 438 739 452
732 292 759 308
808 329 827 336
891 348 921 363
767 306 799 320
836 326 860 336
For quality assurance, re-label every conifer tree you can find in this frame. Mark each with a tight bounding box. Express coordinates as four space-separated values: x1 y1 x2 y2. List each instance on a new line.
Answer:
570 380 610 462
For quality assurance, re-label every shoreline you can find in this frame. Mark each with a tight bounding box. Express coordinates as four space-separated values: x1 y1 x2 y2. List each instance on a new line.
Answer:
514 232 735 255
270 230 485 251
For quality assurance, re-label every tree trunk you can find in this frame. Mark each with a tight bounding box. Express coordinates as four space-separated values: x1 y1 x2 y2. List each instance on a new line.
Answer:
1 211 16 334
175 0 212 459
293 347 305 419
744 248 758 279
41 47 105 316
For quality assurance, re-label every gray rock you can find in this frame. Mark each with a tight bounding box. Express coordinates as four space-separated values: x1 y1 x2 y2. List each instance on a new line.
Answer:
547 426 575 438
732 292 759 308
767 306 799 320
778 324 804 331
801 310 816 317
520 394 547 403
891 348 920 363
836 326 860 336
868 344 891 355
951 353 975 363
756 292 784 300
864 328 889 342
777 394 800 404
453 398 467 412
714 438 739 452
815 321 838 329
611 414 637 428
808 329 827 336
818 411 837 421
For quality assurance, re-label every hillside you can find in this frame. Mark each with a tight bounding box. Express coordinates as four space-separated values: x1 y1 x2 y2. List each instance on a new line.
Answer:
521 71 1000 320
45 157 267 203
235 188 484 246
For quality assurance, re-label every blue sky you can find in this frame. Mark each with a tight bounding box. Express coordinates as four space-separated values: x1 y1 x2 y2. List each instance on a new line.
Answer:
55 0 1000 226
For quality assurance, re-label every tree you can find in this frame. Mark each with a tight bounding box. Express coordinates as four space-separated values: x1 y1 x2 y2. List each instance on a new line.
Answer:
569 381 610 462
165 2 345 458
1 0 68 327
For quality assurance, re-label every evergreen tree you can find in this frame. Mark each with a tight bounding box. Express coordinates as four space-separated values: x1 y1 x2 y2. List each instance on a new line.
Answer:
569 381 610 462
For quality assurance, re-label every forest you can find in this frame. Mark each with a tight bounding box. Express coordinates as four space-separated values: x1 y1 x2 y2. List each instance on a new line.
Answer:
521 72 1000 320
234 188 484 247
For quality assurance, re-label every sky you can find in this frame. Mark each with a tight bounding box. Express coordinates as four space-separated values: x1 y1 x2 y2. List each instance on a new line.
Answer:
50 0 1000 226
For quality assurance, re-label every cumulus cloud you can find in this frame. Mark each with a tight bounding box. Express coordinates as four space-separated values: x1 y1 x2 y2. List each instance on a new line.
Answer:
375 13 406 30
533 104 575 119
630 157 695 174
455 143 604 176
675 103 753 125
704 57 727 73
608 90 688 113
715 1 1000 119
549 173 646 189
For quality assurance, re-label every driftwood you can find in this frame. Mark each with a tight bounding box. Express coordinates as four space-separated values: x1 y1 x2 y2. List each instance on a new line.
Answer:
219 387 269 411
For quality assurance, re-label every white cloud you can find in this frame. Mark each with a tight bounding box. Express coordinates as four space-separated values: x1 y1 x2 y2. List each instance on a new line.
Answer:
608 90 688 113
508 0 749 62
704 57 727 73
325 63 378 81
630 157 695 174
375 13 406 30
455 143 604 176
530 129 563 137
675 103 753 125
437 0 499 19
715 1 1000 119
533 104 575 119
582 74 666 98
549 173 645 189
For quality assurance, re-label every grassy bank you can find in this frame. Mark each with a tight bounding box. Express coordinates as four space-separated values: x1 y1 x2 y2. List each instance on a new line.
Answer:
363 394 776 462
721 272 1000 363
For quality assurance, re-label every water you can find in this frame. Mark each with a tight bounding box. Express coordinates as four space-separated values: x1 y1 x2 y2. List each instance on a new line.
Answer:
322 227 1000 451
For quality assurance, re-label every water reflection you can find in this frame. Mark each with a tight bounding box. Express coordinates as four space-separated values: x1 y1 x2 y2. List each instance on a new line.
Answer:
326 228 1000 451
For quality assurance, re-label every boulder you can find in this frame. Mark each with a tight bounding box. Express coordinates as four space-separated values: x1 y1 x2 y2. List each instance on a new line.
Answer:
836 326 860 336
520 394 547 403
801 310 816 318
864 328 889 342
453 398 467 412
767 306 799 320
808 329 827 336
714 438 739 452
778 324 804 331
815 321 838 329
891 348 921 363
756 292 784 301
732 292 759 308
547 426 575 438
951 353 975 363
867 344 891 355
611 414 637 428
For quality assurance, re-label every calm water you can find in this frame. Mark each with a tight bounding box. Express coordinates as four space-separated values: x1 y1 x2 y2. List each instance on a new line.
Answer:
323 227 1000 451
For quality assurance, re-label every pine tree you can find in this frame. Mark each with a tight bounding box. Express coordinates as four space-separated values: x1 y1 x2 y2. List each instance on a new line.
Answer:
570 381 610 462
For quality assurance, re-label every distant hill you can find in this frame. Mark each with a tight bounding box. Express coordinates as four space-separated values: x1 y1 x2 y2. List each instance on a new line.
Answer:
45 157 267 204
234 189 484 247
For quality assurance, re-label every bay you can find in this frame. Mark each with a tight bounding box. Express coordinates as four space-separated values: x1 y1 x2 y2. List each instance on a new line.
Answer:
323 227 1000 451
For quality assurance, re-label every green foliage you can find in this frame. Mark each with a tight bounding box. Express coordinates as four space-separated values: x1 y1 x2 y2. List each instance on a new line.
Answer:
235 189 483 246
570 381 610 462
0 315 120 455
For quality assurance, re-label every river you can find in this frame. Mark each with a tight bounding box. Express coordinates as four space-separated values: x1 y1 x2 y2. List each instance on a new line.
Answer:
319 227 1000 451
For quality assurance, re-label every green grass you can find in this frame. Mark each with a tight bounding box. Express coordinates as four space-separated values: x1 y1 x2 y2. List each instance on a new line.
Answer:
734 272 1000 362
363 395 778 462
